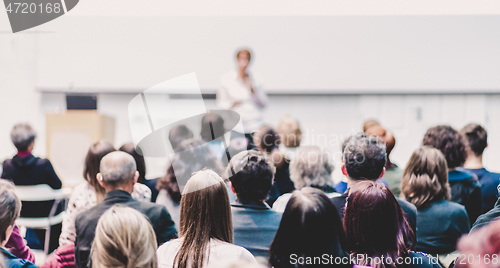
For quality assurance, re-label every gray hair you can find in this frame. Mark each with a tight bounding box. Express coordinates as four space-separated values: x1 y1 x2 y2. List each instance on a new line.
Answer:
342 133 386 181
289 146 334 189
0 180 21 242
11 123 36 151
99 151 137 186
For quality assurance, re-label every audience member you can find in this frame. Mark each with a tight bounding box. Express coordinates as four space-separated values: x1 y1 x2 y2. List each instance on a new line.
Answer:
366 124 402 196
456 218 500 268
200 113 228 162
277 115 302 161
362 119 381 132
40 242 75 268
75 151 176 268
470 196 500 232
253 125 294 206
0 180 37 268
91 205 158 268
217 49 268 149
0 180 35 263
2 123 62 252
227 150 282 258
156 139 224 230
59 140 151 246
422 125 482 225
344 181 440 268
272 146 339 212
401 146 470 255
268 187 350 268
157 169 257 268
459 123 500 213
331 134 418 235
169 125 194 152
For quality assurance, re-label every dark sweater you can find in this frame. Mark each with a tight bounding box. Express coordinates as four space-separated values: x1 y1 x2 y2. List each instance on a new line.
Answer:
448 170 482 225
458 167 500 213
415 199 470 255
471 197 500 232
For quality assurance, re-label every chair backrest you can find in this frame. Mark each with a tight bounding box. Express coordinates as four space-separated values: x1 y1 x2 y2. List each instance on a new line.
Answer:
14 185 72 201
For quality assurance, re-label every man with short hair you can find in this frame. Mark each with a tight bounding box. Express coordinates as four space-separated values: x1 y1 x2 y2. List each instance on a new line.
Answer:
331 134 417 235
459 123 500 213
75 151 177 268
227 150 282 258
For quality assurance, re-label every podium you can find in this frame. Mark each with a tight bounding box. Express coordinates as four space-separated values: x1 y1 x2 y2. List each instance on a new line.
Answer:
46 111 115 187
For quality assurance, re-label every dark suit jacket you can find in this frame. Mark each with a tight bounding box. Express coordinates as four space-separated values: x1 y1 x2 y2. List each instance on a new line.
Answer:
331 191 418 237
75 190 177 268
231 200 282 258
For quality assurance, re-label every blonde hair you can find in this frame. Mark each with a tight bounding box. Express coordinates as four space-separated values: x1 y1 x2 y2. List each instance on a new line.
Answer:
289 146 334 189
175 169 233 268
277 115 302 148
91 205 158 268
401 146 451 209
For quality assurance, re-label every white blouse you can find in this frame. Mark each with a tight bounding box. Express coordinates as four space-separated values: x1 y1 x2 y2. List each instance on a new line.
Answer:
157 238 257 268
59 182 151 246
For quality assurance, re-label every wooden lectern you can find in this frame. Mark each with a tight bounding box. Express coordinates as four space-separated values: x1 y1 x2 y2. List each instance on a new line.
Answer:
46 111 115 187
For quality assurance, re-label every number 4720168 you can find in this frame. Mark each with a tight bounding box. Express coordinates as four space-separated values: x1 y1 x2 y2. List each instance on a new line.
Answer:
5 3 62 14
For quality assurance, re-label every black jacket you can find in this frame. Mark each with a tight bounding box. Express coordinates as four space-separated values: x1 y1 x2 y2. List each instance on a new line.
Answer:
75 190 177 268
471 197 500 232
448 170 482 225
2 154 62 218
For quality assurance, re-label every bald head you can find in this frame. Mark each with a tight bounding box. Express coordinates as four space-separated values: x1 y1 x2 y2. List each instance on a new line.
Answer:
99 151 137 187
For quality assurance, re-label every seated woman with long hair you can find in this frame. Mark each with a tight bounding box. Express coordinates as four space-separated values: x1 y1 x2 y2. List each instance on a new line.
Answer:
157 169 256 268
91 205 158 268
344 181 440 268
401 146 470 255
268 187 350 268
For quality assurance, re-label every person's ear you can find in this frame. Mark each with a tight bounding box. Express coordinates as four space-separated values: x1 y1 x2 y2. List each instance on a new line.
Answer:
229 181 236 194
133 171 139 184
379 167 386 179
97 173 105 188
341 164 348 176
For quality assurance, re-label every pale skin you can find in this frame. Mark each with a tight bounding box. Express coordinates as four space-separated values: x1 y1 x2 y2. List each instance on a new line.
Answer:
96 171 139 194
232 52 256 108
1 225 14 248
463 144 487 169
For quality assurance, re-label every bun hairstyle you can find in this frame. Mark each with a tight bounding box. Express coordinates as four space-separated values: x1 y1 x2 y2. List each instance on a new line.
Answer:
91 205 158 268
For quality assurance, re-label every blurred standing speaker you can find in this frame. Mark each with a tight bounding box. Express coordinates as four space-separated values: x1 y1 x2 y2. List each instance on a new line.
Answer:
46 111 115 187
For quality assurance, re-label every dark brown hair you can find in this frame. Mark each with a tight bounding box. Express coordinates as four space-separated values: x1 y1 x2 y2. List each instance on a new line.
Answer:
460 123 488 157
344 181 414 268
84 140 116 200
269 187 349 268
119 143 147 184
253 125 281 153
200 113 225 142
0 180 21 242
422 125 467 169
174 170 232 268
401 146 451 209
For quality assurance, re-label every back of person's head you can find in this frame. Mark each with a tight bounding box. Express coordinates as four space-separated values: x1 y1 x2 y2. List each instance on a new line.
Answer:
289 146 334 189
0 180 21 244
422 125 467 169
98 151 137 188
168 125 194 152
362 119 380 133
343 181 413 268
342 133 386 181
253 125 281 154
226 150 276 203
156 139 223 203
200 114 225 142
10 123 36 151
91 205 158 268
456 218 500 268
277 115 302 148
269 187 349 268
460 123 488 157
401 146 451 209
175 169 232 268
119 143 147 184
366 125 396 156
84 140 116 198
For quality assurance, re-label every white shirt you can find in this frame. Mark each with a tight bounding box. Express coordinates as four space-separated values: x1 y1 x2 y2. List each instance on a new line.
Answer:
216 71 268 133
272 192 341 213
157 238 257 268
